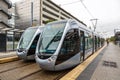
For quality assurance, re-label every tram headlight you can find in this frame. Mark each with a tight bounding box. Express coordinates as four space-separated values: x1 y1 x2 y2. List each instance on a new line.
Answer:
23 50 28 54
48 55 57 63
51 55 57 60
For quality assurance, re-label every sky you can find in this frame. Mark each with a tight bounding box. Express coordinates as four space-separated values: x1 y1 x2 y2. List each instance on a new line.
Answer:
11 0 120 38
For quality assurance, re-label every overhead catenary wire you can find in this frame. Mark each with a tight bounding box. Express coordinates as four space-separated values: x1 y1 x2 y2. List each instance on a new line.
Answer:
59 0 80 6
79 0 95 19
58 0 97 30
79 0 98 31
59 0 95 19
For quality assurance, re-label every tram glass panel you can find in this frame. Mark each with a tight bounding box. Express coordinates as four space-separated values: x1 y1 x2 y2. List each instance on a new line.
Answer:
19 28 37 50
55 29 80 65
85 33 89 50
27 33 40 56
88 35 93 49
85 33 93 50
38 21 66 59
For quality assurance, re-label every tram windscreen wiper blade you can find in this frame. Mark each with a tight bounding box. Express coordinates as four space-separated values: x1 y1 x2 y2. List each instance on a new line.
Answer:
45 31 61 49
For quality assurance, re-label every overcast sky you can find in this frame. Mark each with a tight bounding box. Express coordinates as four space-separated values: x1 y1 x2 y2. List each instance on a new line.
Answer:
11 0 120 37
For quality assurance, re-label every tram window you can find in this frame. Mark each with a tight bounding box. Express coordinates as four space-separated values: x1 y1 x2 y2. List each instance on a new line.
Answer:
85 33 93 50
28 33 40 55
85 33 88 50
31 33 40 49
61 29 79 55
56 29 80 65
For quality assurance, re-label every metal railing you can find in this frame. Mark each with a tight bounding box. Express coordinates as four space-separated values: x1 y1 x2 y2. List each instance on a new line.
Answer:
4 0 12 8
0 7 12 19
0 20 11 28
0 16 7 22
0 6 8 13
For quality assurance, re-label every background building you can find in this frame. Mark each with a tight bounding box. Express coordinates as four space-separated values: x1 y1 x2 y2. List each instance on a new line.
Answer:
15 0 85 30
2 0 86 52
0 0 12 52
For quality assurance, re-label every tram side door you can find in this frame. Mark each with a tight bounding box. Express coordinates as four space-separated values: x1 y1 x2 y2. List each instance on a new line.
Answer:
80 31 85 61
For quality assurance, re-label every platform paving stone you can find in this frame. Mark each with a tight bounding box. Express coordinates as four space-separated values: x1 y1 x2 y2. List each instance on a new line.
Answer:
77 43 120 80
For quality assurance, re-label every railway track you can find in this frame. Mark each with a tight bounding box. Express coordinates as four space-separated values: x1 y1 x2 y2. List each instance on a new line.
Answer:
20 69 71 80
0 60 72 80
0 60 35 74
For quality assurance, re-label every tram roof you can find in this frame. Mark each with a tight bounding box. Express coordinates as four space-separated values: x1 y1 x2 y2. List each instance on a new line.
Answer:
26 26 44 30
46 19 93 33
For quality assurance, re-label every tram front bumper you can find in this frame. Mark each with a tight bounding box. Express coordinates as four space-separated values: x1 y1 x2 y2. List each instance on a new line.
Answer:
16 50 27 60
35 56 55 71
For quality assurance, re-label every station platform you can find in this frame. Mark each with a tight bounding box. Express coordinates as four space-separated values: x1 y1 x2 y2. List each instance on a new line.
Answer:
61 43 120 80
0 51 18 63
0 51 17 58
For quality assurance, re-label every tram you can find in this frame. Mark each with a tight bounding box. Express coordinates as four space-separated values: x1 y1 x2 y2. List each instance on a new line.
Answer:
17 26 44 60
35 19 103 71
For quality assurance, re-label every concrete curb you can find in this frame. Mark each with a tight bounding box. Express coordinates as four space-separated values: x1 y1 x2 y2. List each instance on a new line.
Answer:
0 56 19 64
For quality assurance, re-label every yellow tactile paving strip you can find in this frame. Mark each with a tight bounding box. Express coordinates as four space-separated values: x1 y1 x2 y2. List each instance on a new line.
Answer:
60 45 106 80
0 56 19 64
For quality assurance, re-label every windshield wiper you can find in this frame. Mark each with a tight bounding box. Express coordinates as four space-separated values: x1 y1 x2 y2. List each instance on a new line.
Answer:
45 31 61 49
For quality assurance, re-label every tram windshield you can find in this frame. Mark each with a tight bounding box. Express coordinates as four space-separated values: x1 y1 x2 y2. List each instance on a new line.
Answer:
19 28 37 49
39 21 66 54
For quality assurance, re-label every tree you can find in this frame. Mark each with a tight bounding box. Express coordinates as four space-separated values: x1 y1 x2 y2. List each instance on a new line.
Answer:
109 36 115 42
44 19 56 24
